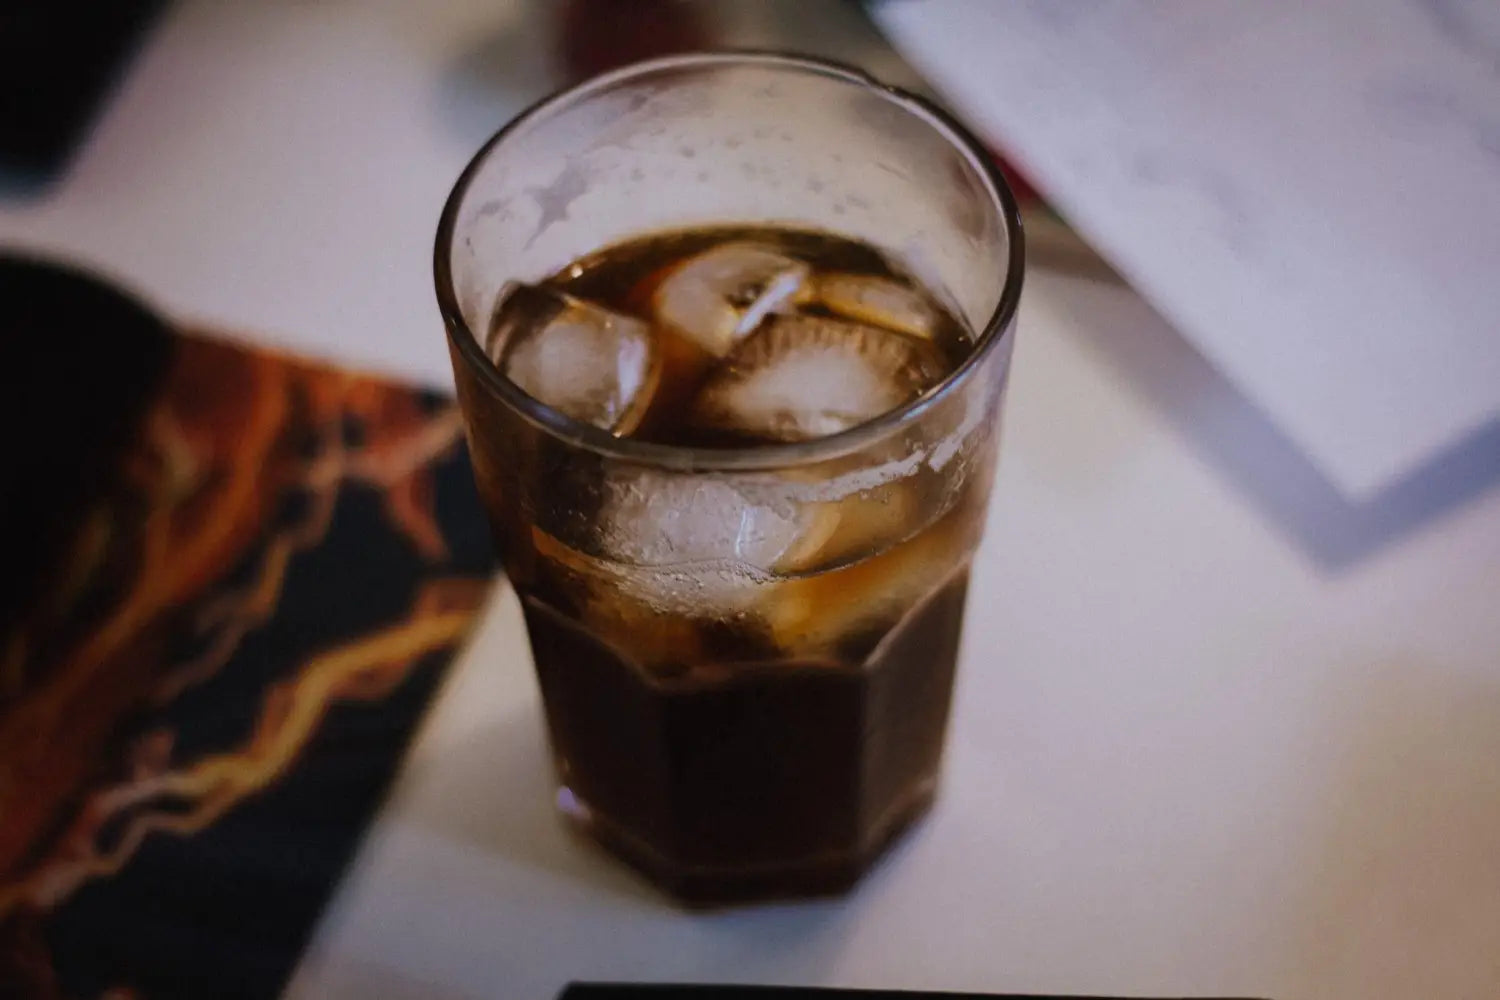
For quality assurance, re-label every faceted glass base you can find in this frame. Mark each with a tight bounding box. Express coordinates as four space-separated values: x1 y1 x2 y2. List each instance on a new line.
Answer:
559 780 937 907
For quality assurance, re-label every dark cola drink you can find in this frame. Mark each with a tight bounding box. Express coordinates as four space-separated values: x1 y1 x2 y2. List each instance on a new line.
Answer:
470 226 997 903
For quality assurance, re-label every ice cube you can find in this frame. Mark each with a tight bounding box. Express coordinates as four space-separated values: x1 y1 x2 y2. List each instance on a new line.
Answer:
556 470 838 620
776 482 920 574
814 271 941 341
600 474 816 573
690 315 946 442
490 284 659 434
765 501 974 656
652 242 811 357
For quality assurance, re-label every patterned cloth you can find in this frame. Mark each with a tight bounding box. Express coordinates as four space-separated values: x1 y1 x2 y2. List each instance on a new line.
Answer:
1 262 493 999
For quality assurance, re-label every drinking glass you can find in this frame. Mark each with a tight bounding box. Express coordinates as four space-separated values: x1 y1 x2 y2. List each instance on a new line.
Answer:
435 52 1024 904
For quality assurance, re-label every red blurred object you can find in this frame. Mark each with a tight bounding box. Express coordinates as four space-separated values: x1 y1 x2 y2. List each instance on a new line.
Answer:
991 150 1042 206
557 0 713 82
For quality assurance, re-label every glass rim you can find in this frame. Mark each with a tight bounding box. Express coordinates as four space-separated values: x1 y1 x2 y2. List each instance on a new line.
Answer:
434 50 1025 472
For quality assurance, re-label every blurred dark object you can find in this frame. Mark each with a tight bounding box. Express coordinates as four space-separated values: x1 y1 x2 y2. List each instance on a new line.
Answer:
0 255 175 697
0 0 167 189
561 986 1269 999
557 0 713 81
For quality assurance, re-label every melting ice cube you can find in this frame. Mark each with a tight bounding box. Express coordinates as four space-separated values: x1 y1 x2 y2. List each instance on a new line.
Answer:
814 271 942 341
690 314 946 442
765 501 973 656
777 482 921 575
490 284 659 434
652 242 810 357
599 474 816 573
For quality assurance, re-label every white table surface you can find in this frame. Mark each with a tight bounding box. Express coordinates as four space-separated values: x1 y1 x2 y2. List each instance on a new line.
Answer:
4 4 1499 999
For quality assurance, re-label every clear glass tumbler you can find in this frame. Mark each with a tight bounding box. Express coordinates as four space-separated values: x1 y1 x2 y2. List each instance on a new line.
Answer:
435 52 1023 904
